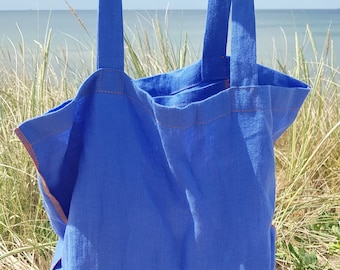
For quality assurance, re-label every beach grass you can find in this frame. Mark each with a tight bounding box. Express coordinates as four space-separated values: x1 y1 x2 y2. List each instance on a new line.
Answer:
273 27 340 269
0 17 339 269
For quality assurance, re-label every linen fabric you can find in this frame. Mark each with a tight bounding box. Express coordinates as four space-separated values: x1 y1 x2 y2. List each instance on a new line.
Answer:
15 0 310 269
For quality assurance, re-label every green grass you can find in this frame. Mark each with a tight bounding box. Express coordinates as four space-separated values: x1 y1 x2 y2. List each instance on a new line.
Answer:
0 16 339 269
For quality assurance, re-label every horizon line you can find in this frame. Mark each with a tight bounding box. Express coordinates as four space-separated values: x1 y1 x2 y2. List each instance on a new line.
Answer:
0 8 339 11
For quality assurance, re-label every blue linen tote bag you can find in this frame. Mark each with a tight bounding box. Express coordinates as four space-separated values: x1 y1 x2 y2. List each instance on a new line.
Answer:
15 0 310 269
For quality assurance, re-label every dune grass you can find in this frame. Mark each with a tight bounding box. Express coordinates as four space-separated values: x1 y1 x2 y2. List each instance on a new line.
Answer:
272 27 340 269
0 15 339 269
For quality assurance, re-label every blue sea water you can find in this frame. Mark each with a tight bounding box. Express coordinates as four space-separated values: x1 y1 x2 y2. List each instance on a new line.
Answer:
0 9 339 70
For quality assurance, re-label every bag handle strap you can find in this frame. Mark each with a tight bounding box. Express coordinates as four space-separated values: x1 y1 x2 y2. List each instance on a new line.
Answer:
230 0 258 86
97 0 124 70
201 0 231 82
202 0 258 86
97 0 258 86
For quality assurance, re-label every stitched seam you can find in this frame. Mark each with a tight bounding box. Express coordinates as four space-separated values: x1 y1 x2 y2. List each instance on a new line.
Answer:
15 128 68 225
225 79 230 89
15 128 39 168
100 69 232 97
156 111 233 130
232 87 257 112
97 88 301 130
97 89 226 130
39 172 68 224
17 90 302 140
18 68 302 137
20 126 70 147
98 70 302 127
96 90 154 115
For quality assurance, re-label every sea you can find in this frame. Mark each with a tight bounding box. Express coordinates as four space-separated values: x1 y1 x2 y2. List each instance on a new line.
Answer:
0 9 339 72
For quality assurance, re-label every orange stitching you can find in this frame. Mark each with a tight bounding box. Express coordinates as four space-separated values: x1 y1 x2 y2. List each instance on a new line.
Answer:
17 68 303 138
96 87 301 130
224 79 230 89
39 172 68 224
101 69 122 74
22 126 71 147
156 111 233 130
15 128 68 225
15 128 39 168
96 89 154 115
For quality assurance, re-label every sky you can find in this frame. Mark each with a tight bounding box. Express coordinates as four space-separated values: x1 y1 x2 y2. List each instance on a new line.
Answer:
0 0 339 10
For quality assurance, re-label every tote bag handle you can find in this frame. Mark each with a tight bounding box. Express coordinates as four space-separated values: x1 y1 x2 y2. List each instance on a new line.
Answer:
97 0 124 70
202 0 258 86
97 0 258 87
